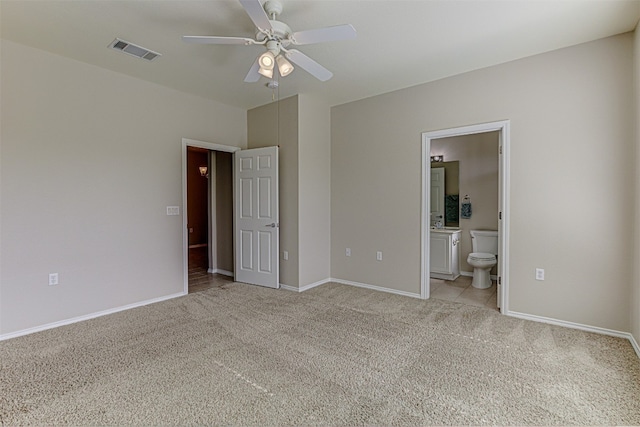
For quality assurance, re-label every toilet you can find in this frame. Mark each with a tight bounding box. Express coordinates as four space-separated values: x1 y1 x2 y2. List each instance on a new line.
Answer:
467 230 498 289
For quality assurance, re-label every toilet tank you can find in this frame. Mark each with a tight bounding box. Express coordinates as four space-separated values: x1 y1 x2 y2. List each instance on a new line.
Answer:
470 230 498 255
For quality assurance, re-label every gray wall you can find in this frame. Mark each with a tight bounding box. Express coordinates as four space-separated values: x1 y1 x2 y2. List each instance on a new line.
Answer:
633 22 640 346
331 34 635 332
298 95 331 288
0 40 246 335
248 96 299 288
215 151 233 273
247 94 332 289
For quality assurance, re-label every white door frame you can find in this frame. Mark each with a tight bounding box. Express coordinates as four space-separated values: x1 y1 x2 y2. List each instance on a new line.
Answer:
420 120 510 314
181 138 240 294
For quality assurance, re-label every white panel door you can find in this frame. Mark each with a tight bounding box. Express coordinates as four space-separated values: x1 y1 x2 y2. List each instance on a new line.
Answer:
234 146 279 288
430 167 445 226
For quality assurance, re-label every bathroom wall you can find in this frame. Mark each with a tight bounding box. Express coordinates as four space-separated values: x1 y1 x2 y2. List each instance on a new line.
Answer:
431 132 499 274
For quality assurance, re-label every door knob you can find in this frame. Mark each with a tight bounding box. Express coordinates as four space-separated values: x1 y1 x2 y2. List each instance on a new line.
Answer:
265 223 278 228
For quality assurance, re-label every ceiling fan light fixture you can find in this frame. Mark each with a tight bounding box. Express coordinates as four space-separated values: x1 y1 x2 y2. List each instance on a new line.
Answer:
258 51 275 69
276 54 294 77
258 67 274 78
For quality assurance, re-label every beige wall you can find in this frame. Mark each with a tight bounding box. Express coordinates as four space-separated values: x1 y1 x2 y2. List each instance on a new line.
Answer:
332 34 634 331
0 40 246 335
248 96 299 287
633 22 640 345
298 94 331 287
431 132 499 274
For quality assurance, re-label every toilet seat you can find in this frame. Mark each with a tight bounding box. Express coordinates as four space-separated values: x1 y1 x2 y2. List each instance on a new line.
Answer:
468 252 496 262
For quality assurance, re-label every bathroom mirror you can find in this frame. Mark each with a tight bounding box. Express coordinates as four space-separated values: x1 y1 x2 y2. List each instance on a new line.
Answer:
431 160 459 227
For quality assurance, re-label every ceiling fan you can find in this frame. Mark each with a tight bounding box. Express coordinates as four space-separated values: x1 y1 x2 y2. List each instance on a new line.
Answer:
182 0 356 82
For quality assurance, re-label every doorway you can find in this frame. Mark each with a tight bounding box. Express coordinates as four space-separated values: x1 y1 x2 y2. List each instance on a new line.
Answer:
186 147 212 292
182 139 240 294
421 121 510 314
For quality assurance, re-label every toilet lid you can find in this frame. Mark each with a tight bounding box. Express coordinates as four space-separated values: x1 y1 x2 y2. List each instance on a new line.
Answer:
469 252 496 261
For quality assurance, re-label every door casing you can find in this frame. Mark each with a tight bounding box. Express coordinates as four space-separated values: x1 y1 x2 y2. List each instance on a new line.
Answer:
181 138 240 294
420 121 510 314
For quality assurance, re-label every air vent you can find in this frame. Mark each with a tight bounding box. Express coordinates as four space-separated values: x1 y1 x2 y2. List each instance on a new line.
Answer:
109 38 161 61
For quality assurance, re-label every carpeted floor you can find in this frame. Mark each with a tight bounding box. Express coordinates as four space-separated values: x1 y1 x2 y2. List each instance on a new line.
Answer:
1 281 639 425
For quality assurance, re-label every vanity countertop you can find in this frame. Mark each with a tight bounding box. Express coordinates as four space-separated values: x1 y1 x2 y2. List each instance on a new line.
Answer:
430 227 461 234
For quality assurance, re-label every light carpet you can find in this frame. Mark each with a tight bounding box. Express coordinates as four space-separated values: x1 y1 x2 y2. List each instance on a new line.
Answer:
1 281 639 425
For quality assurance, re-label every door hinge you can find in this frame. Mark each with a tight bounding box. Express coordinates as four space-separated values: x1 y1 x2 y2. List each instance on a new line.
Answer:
498 277 501 285
499 211 502 220
499 145 503 155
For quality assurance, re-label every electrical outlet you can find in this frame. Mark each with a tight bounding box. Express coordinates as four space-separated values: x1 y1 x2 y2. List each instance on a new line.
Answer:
376 251 383 261
535 268 545 281
345 248 351 257
283 251 289 260
166 206 180 216
49 273 59 286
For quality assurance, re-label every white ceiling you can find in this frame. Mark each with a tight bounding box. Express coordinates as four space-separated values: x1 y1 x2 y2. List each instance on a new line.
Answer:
2 0 639 110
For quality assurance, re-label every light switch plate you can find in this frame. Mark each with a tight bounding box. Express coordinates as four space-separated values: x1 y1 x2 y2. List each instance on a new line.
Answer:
166 206 180 216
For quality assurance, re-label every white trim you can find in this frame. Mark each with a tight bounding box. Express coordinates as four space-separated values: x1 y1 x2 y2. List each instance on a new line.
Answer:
280 278 331 293
182 138 242 153
630 335 640 359
182 138 241 295
0 292 185 341
421 120 510 315
332 278 422 299
207 268 234 277
508 310 640 359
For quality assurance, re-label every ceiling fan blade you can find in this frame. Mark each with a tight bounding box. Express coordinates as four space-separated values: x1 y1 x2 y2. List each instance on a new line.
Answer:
285 49 332 81
182 36 254 45
291 24 356 45
244 58 261 82
239 0 273 32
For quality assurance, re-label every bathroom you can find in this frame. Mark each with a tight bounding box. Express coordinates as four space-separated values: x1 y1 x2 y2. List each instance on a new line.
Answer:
429 131 500 309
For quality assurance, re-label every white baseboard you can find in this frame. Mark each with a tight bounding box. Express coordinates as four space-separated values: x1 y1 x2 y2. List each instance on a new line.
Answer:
0 292 186 342
331 278 422 299
280 278 330 293
207 268 233 277
507 310 640 359
630 334 640 358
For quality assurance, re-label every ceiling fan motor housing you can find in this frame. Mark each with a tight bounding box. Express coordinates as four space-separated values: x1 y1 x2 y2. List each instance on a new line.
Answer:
256 20 293 48
264 0 283 18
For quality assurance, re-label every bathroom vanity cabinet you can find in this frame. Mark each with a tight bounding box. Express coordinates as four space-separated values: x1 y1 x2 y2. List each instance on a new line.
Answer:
430 229 461 280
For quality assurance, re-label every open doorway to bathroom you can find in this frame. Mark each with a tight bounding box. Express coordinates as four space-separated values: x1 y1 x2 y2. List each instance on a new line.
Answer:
421 121 510 314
